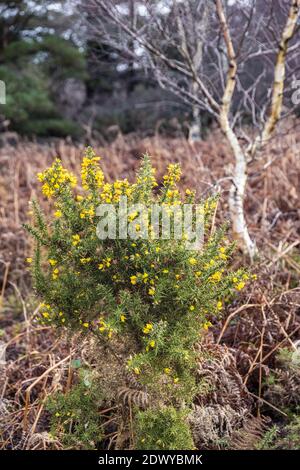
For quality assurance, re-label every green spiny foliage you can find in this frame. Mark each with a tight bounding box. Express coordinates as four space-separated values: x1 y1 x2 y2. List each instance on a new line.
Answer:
135 406 194 450
47 370 104 449
258 416 300 450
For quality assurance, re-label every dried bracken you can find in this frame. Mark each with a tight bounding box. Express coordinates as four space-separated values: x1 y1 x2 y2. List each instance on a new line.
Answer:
195 336 252 412
117 387 150 410
189 404 249 449
229 416 270 450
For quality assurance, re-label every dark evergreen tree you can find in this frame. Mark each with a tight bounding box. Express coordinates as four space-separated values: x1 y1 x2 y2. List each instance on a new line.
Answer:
0 0 86 137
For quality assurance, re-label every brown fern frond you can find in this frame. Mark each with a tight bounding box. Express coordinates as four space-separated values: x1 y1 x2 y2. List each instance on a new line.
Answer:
230 416 270 450
189 404 249 450
117 387 150 409
195 340 252 411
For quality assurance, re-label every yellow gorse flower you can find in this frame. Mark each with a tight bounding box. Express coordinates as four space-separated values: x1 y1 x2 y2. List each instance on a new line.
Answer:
81 148 104 191
128 211 139 222
98 257 112 270
48 259 57 266
163 163 181 187
37 158 77 198
236 281 245 291
202 321 212 330
143 323 153 334
188 257 197 266
210 271 222 282
72 234 80 246
148 287 155 296
52 268 59 280
80 205 95 219
80 257 92 264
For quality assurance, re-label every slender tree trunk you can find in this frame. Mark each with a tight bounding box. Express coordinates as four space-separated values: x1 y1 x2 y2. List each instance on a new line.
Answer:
225 127 256 258
215 0 256 258
189 82 202 142
189 105 202 142
251 0 300 156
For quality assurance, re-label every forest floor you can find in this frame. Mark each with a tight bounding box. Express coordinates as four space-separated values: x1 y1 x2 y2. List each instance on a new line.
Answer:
1 120 300 449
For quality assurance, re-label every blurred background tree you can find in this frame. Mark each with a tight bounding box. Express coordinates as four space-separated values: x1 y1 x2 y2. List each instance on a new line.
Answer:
0 0 190 140
0 0 86 137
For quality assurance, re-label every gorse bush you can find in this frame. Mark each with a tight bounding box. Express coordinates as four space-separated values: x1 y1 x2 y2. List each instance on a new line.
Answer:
25 148 250 449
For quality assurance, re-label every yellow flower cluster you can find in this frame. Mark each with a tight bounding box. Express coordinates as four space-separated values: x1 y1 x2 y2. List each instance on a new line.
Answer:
80 257 92 264
232 273 250 291
48 259 57 266
202 321 212 330
143 323 153 334
204 259 216 269
100 183 113 203
81 151 104 191
205 199 218 212
100 179 133 204
98 318 114 338
98 257 112 270
218 247 228 261
163 163 181 187
72 234 80 246
164 188 181 205
235 281 245 290
146 339 156 352
39 303 65 325
188 257 197 266
148 287 155 296
209 270 223 283
52 268 59 280
113 179 133 201
54 209 62 218
37 159 77 198
40 303 52 319
129 272 158 296
128 211 139 222
80 205 95 219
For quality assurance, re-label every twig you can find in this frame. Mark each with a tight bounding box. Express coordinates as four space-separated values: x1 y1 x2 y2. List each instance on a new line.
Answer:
217 303 260 344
